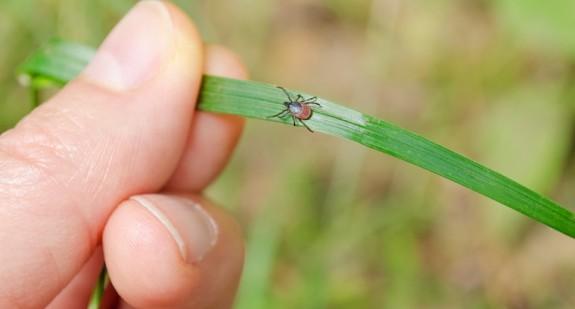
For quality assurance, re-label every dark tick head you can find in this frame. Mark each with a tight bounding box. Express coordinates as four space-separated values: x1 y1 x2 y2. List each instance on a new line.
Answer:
288 102 303 114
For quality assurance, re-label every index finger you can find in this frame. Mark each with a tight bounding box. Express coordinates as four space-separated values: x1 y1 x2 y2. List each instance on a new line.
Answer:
165 45 248 192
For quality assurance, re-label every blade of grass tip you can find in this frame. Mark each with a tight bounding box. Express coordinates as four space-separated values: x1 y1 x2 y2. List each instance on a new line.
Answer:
19 40 575 238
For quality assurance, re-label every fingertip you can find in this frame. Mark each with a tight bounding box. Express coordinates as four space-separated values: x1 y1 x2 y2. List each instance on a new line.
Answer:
203 44 247 127
103 199 198 308
166 111 244 191
203 44 247 133
166 45 248 191
204 45 249 79
103 194 244 308
162 1 205 79
202 44 247 134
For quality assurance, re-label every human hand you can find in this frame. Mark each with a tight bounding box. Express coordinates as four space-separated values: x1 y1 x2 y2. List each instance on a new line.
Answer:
0 1 245 308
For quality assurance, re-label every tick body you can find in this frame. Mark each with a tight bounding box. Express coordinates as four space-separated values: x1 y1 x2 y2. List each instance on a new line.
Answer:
288 102 312 120
269 86 321 132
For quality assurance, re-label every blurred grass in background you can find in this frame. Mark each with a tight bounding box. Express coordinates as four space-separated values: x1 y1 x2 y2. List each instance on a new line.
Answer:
2 0 575 307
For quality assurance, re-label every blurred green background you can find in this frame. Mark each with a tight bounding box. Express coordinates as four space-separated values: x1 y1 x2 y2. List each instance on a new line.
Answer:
2 0 575 307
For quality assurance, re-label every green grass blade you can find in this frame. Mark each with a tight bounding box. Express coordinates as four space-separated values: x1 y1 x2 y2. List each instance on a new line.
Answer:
87 265 107 309
18 39 95 87
18 40 575 237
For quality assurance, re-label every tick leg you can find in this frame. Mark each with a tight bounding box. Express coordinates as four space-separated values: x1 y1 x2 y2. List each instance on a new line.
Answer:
268 109 289 118
292 115 297 126
299 119 314 133
296 94 305 102
277 86 294 102
303 97 321 107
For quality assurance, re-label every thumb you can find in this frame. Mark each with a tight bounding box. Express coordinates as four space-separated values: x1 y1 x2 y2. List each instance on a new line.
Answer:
0 1 202 307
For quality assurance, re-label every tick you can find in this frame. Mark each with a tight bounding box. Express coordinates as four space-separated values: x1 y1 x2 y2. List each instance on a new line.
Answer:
268 86 321 132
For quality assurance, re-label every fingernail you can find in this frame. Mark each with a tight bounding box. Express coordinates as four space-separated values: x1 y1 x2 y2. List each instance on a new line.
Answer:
82 1 173 90
130 195 218 263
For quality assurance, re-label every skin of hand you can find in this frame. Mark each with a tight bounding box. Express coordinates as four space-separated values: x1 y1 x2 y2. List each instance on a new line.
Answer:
0 1 246 308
